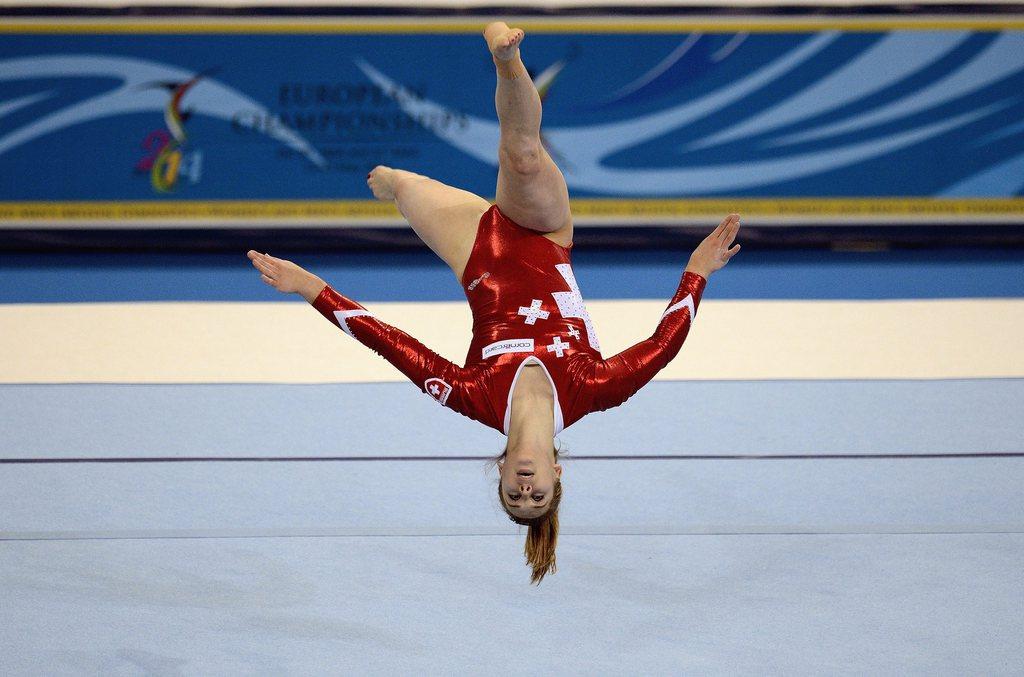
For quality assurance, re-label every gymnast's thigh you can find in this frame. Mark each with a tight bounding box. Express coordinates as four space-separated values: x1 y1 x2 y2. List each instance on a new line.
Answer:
398 180 490 283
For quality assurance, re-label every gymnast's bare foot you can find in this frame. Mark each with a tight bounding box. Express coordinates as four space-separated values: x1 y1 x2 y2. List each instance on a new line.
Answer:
367 165 397 201
484 22 524 61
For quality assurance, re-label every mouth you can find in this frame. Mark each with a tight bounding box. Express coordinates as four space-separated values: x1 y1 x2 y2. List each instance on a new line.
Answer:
516 469 534 477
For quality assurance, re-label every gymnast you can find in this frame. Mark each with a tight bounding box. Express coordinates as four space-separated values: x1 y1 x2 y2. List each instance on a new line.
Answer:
247 22 741 584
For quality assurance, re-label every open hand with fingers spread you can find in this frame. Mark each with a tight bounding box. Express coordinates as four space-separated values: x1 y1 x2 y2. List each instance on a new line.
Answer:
246 250 326 302
685 213 741 279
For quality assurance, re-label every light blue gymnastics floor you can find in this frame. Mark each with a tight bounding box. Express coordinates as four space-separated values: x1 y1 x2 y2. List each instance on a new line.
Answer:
1 249 1023 675
3 534 1021 675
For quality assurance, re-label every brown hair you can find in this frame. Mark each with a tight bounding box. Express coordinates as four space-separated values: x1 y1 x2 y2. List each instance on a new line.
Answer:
491 445 563 585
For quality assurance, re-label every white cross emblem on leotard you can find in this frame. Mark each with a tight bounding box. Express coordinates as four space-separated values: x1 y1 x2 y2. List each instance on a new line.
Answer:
547 336 569 358
566 325 580 341
424 377 452 406
518 299 550 325
552 264 600 351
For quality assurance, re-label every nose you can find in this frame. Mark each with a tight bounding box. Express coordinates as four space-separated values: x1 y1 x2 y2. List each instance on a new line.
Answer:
517 470 533 492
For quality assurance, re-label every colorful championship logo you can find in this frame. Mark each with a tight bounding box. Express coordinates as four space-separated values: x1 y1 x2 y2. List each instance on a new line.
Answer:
135 73 208 193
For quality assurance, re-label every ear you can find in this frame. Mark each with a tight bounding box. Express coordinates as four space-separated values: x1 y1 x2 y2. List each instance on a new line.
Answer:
553 463 563 478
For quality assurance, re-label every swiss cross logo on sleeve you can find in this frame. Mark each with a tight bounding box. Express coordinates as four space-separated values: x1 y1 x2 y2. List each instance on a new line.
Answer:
424 378 453 406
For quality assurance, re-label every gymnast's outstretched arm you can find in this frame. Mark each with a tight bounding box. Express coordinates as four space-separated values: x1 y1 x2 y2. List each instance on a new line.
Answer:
583 214 741 413
246 250 485 422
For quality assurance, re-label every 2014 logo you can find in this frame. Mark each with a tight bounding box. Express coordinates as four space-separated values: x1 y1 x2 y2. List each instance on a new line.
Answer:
134 74 206 192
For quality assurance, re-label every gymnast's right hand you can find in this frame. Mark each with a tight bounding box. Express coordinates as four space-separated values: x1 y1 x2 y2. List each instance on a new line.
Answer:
247 250 326 302
685 213 741 279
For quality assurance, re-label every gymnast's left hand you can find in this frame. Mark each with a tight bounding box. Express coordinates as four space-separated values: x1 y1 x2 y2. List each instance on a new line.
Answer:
246 250 326 302
685 213 741 279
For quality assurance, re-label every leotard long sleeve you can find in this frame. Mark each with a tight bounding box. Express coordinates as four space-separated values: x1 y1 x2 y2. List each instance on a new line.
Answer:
310 205 706 435
577 270 705 415
311 285 490 427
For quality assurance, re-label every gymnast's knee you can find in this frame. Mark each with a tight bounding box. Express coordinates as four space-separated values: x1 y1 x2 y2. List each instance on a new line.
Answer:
499 142 543 175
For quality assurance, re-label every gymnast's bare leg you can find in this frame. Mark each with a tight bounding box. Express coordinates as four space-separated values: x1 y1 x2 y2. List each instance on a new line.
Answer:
481 23 567 524
484 21 573 246
367 167 489 282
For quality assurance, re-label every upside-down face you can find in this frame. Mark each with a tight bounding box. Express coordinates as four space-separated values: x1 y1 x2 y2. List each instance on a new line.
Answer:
498 444 562 520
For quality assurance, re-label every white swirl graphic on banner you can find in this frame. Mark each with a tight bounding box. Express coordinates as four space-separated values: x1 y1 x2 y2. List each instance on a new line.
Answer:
772 33 1024 147
0 55 325 167
357 32 838 183
608 33 701 102
0 91 55 119
976 119 1024 147
358 31 1023 195
941 152 1024 196
689 31 971 150
711 32 749 63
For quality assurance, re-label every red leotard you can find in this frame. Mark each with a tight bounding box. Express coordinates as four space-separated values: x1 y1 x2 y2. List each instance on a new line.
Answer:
312 204 706 435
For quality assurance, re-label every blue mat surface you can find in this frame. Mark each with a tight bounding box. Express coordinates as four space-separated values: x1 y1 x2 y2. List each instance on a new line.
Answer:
3 379 1020 458
4 534 1022 674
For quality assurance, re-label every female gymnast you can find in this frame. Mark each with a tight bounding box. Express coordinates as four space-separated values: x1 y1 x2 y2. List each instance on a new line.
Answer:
247 22 741 584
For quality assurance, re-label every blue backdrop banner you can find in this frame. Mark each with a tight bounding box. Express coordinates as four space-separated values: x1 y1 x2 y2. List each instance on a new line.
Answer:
1 17 1023 226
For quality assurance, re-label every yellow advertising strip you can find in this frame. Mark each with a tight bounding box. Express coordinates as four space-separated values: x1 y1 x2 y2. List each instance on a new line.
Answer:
0 200 401 221
3 18 1024 34
2 199 1023 223
569 198 1024 219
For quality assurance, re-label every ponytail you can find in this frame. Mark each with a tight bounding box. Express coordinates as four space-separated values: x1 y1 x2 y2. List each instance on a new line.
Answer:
508 479 562 584
490 442 565 585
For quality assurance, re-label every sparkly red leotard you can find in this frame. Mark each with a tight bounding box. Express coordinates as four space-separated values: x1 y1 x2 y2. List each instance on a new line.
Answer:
312 205 706 435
